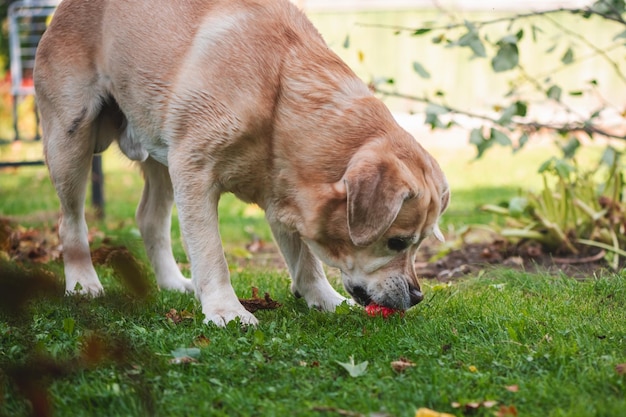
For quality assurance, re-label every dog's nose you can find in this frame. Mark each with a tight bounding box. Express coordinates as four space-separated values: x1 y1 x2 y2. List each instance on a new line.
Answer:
408 285 424 306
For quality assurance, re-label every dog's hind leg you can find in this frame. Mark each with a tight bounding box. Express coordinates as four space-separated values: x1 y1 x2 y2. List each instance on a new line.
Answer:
269 223 350 311
39 97 105 295
136 157 193 292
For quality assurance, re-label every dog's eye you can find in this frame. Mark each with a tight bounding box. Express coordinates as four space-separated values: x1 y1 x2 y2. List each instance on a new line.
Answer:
387 237 409 252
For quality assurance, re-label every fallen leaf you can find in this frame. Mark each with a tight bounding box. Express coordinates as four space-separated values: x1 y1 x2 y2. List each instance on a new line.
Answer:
336 356 368 377
391 357 415 373
505 385 519 392
193 335 211 348
239 287 281 313
165 309 182 324
169 347 200 365
468 365 478 372
495 405 518 417
415 407 455 417
616 363 626 375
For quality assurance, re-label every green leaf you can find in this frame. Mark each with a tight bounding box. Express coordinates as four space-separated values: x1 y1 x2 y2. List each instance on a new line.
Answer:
561 137 580 159
412 61 431 79
425 113 442 129
592 0 626 16
343 34 350 49
490 128 512 146
458 29 486 57
547 85 562 101
492 42 519 72
424 104 450 129
561 47 574 64
336 356 368 377
514 101 528 117
425 103 449 115
508 197 529 218
497 104 517 125
538 157 556 174
171 347 201 359
469 128 492 158
601 146 620 166
497 101 526 125
469 128 484 145
554 159 575 179
569 91 583 96
515 132 530 152
413 28 432 36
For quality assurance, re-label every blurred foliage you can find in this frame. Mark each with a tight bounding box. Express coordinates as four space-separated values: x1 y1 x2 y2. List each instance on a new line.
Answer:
364 0 626 161
482 146 625 267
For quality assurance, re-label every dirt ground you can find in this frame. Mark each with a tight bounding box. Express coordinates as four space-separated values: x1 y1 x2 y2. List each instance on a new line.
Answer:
235 230 619 281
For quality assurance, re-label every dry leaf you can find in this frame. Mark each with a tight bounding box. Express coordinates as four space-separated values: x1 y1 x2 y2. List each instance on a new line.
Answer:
495 405 518 417
415 407 455 417
193 335 211 348
505 385 519 392
239 287 281 313
165 309 182 324
616 363 626 375
391 357 415 373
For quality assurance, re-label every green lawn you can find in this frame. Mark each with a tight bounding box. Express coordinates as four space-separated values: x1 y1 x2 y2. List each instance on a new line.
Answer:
1 143 625 417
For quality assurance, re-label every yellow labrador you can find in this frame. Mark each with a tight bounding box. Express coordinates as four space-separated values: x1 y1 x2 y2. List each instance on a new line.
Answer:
34 0 449 326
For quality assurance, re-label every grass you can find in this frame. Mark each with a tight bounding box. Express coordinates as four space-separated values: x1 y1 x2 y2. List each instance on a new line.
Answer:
1 268 624 417
1 144 625 417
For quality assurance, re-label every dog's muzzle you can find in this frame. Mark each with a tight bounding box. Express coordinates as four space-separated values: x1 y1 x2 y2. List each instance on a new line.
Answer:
347 277 424 310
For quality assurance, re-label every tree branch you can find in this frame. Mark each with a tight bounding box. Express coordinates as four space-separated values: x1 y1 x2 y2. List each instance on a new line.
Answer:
374 88 626 141
356 5 626 34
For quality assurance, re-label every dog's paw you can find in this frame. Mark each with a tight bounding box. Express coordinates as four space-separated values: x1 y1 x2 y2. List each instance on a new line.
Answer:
65 270 104 296
67 284 105 296
202 306 259 327
159 276 194 293
301 287 353 312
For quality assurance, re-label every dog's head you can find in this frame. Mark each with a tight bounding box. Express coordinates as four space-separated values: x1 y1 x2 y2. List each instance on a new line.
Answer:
302 138 449 311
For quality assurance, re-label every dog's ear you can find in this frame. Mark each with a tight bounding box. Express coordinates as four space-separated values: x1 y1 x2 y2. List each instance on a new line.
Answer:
342 159 414 247
433 187 451 242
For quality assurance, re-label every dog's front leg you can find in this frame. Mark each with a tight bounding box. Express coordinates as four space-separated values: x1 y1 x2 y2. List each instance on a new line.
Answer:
270 223 350 311
169 156 258 326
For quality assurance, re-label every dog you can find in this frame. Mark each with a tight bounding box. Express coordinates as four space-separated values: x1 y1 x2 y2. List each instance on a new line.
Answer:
34 0 449 326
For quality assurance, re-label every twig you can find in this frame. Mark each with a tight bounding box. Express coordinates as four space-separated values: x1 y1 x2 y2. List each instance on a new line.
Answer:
357 8 587 33
542 13 626 85
373 88 626 141
553 249 606 264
